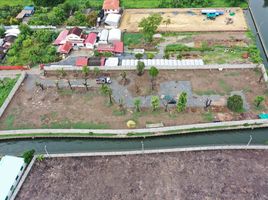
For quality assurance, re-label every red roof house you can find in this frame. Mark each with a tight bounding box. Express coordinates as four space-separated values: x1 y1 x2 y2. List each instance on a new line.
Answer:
84 33 97 49
53 30 68 45
113 41 124 54
76 57 88 66
103 0 120 14
59 42 72 54
97 44 115 53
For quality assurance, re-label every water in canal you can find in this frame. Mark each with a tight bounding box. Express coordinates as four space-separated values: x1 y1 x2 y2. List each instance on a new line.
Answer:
1 1 268 155
0 128 267 155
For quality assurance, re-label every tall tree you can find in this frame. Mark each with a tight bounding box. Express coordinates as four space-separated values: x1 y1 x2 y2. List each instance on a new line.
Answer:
149 66 159 90
177 92 187 112
134 98 141 112
151 96 160 111
100 84 113 105
138 13 163 42
254 96 265 107
136 61 145 76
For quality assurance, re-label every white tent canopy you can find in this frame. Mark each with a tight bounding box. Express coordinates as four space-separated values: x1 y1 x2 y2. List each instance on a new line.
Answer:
105 14 121 28
5 29 20 36
108 29 121 42
105 57 119 66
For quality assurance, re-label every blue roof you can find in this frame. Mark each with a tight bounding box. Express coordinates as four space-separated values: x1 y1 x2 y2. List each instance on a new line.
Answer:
24 6 35 11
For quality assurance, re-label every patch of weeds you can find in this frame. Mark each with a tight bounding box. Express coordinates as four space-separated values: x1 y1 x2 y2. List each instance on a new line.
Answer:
42 119 110 129
58 89 74 96
126 132 152 137
4 114 15 129
253 67 261 76
202 111 214 122
243 86 252 94
113 110 126 116
218 79 232 94
224 72 240 77
194 90 218 96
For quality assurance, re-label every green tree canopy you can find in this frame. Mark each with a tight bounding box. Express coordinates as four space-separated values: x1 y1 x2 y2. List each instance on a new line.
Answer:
177 92 188 112
138 13 163 42
33 0 65 7
227 95 243 112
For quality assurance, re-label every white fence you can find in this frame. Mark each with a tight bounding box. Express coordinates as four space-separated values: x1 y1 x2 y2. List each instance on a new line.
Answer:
122 59 204 67
44 63 258 71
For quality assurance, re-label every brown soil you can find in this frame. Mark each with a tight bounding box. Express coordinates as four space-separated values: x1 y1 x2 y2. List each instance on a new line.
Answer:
0 69 267 130
193 32 250 47
120 8 248 32
16 150 268 200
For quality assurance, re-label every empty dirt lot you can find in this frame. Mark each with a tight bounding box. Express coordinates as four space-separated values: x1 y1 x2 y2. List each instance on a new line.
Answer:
120 8 248 32
0 69 267 129
16 150 268 200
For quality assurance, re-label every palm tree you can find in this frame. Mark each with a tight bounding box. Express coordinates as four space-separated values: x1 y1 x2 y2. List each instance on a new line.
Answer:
100 84 113 105
163 18 171 30
149 66 159 90
120 71 127 85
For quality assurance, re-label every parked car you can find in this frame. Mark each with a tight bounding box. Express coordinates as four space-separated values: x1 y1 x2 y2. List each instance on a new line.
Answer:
96 76 112 84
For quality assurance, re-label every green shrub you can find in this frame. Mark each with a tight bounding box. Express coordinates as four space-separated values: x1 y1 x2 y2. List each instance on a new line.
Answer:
135 53 143 59
22 149 35 164
146 52 155 59
227 95 243 112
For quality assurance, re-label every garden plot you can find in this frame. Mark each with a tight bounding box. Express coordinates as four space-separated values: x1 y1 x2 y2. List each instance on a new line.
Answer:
120 8 247 33
0 69 267 130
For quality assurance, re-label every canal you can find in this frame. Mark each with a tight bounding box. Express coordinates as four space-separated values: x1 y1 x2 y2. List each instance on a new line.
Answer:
0 128 267 155
0 1 268 155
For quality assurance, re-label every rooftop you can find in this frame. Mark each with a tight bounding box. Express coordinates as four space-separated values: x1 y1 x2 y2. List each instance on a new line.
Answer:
103 0 120 10
68 27 83 36
84 33 97 44
0 156 25 200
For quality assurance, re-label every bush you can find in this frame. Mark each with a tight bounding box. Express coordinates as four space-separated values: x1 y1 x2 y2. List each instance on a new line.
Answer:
135 53 143 59
22 149 35 164
136 61 145 76
227 95 243 112
146 52 155 59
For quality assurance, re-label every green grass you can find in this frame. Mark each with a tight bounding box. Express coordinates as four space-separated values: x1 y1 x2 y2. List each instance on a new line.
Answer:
0 0 31 6
194 90 218 96
0 77 18 107
41 120 110 129
218 79 233 94
202 111 214 122
123 33 144 46
4 114 15 129
0 0 248 8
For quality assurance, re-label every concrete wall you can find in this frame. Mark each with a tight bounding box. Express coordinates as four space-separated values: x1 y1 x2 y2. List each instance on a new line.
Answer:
0 72 26 119
44 64 257 71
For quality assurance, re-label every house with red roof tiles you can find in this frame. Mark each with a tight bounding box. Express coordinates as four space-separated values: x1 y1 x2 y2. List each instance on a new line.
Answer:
84 33 97 49
103 0 120 14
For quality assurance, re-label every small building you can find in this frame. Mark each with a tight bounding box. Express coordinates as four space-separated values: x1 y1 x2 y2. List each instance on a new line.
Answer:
102 0 120 14
108 28 121 43
84 33 97 49
76 57 88 66
98 29 109 45
59 42 73 54
105 14 121 28
105 57 119 66
88 57 105 66
53 30 69 45
5 29 20 37
0 156 26 200
66 27 84 47
113 41 124 54
16 6 35 20
97 44 114 53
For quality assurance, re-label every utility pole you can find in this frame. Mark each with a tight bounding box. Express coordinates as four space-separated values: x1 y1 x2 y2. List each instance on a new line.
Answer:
141 140 144 154
44 145 50 157
247 135 253 146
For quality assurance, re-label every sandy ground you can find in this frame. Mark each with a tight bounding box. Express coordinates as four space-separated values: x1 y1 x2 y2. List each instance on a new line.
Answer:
0 69 267 129
16 150 268 200
120 8 248 32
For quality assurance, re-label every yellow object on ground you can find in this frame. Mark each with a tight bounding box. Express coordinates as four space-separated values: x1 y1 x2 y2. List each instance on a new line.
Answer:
127 120 136 128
